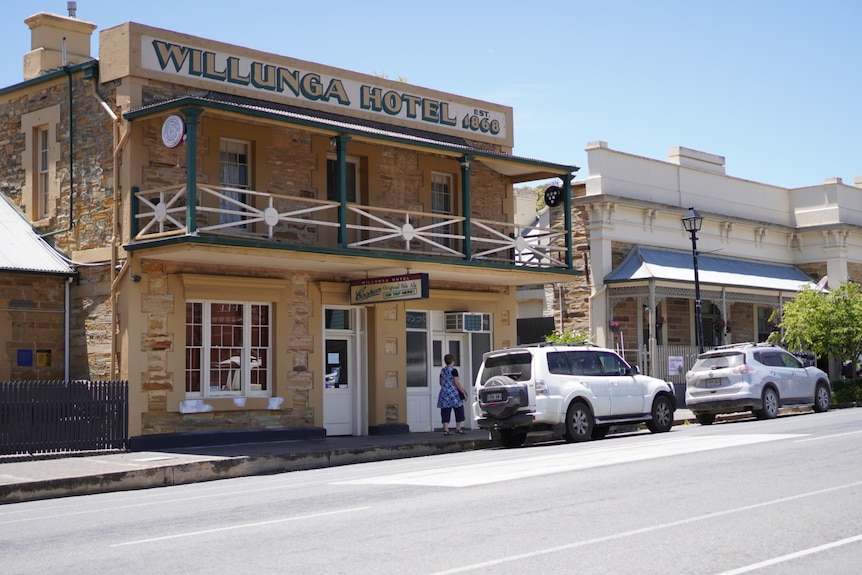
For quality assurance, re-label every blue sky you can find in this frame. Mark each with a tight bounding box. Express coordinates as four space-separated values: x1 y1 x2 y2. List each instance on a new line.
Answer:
2 1 859 189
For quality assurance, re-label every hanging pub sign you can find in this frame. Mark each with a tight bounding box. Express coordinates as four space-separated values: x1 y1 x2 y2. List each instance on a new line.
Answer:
350 273 429 305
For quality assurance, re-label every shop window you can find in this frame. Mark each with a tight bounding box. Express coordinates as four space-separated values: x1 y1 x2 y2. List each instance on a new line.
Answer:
186 301 271 397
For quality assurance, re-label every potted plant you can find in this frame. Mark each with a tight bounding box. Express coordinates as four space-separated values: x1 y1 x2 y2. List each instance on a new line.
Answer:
610 321 620 332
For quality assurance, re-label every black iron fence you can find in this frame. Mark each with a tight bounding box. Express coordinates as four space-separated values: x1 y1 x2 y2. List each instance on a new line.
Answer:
0 380 128 456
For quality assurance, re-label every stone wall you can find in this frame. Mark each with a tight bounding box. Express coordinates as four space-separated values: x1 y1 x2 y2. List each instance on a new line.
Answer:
70 265 113 380
0 70 116 382
0 273 68 380
542 204 590 336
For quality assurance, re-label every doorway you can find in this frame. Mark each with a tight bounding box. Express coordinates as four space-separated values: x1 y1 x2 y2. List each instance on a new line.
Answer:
431 335 470 430
405 319 470 432
323 307 366 435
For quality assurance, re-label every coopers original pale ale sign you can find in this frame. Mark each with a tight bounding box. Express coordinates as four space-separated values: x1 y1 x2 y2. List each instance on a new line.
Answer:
349 274 429 305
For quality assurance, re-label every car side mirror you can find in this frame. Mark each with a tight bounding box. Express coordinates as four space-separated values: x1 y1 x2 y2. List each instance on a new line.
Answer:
628 365 640 375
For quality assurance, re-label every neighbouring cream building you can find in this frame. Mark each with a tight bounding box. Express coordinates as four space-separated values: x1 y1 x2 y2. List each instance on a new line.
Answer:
0 9 580 445
558 142 862 388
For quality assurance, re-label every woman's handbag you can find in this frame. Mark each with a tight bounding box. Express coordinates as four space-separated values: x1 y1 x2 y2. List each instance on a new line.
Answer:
458 388 467 401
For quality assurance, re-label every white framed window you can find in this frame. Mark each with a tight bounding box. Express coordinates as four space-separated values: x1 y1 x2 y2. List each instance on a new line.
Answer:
219 138 251 226
185 300 271 397
36 127 50 219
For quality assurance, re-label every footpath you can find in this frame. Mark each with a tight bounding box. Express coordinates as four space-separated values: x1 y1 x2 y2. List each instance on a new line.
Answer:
0 408 776 504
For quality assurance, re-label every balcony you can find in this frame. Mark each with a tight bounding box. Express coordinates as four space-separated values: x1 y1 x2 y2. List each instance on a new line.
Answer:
132 183 571 270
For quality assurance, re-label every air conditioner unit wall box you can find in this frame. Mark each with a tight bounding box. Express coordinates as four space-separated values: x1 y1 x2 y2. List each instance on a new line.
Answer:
445 312 489 332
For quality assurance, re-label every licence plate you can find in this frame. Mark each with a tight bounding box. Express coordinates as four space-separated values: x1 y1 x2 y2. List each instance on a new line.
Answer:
705 378 722 388
485 392 504 402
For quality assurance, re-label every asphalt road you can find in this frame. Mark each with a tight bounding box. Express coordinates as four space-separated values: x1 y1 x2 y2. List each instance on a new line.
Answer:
2 409 861 575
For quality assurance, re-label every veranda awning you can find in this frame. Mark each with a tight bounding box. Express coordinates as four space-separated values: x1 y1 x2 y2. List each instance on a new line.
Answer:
604 246 817 292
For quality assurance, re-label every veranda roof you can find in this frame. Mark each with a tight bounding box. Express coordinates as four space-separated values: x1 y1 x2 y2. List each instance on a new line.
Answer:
605 245 816 292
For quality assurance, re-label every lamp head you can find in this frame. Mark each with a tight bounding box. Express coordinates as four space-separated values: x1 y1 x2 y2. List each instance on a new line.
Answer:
682 207 703 233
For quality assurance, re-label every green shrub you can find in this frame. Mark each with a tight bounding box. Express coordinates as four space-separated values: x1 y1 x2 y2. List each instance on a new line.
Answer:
830 378 862 404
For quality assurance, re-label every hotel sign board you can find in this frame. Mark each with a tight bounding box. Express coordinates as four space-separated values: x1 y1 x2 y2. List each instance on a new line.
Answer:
138 34 509 144
350 273 429 305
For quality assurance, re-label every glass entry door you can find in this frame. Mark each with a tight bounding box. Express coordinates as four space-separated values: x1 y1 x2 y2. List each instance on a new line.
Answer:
323 337 351 435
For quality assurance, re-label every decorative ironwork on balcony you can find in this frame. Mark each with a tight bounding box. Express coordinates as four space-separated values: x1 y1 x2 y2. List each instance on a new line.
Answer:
132 184 570 269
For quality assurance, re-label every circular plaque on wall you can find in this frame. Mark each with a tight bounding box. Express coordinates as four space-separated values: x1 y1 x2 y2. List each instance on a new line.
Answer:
161 114 186 148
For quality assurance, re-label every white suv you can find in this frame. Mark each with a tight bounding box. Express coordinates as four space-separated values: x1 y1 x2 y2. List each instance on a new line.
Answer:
685 342 831 425
473 343 677 447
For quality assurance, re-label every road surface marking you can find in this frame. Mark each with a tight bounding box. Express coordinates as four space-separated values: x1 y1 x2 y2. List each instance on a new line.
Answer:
425 480 862 575
796 429 862 442
715 533 862 574
335 434 803 487
109 506 370 547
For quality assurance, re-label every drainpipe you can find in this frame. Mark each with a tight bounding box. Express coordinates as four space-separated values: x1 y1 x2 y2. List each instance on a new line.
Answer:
86 62 131 378
65 276 72 380
460 156 473 260
42 38 75 238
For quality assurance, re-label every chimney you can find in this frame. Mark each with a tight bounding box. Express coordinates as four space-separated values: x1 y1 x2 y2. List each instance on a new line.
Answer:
23 10 96 80
668 146 726 175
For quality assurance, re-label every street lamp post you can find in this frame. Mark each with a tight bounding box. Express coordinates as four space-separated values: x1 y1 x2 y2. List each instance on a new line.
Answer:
682 207 704 354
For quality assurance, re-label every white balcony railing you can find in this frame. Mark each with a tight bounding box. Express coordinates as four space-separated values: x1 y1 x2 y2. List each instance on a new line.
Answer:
133 183 569 268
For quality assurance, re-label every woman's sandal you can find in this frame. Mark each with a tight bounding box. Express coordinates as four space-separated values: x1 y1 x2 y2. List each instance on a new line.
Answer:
456 429 466 434
443 431 451 435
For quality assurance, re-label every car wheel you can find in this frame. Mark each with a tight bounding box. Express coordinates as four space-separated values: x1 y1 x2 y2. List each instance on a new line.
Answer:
694 412 716 425
813 382 831 413
756 387 779 419
646 395 674 433
498 428 527 448
591 425 610 440
563 401 593 442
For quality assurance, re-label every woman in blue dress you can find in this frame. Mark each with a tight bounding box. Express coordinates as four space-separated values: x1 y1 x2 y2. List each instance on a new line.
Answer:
437 353 468 435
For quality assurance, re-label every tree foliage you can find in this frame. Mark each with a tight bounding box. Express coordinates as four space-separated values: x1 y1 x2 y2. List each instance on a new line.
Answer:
773 282 862 369
545 330 591 344
515 182 555 211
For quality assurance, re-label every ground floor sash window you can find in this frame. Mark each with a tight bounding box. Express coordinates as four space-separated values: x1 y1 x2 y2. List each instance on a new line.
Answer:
185 301 271 397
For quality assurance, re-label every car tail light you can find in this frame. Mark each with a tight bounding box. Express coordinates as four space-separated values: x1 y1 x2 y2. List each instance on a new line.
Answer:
535 379 548 395
732 364 757 375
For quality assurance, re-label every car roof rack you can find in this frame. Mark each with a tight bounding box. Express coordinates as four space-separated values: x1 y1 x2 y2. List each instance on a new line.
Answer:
712 342 777 351
524 341 600 348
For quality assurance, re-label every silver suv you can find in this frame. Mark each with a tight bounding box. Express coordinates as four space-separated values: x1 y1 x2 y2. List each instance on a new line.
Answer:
473 343 677 448
684 342 831 425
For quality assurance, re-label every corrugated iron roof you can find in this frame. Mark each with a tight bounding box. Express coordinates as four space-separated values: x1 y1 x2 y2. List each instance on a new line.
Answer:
605 245 815 292
124 91 579 181
0 195 75 275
